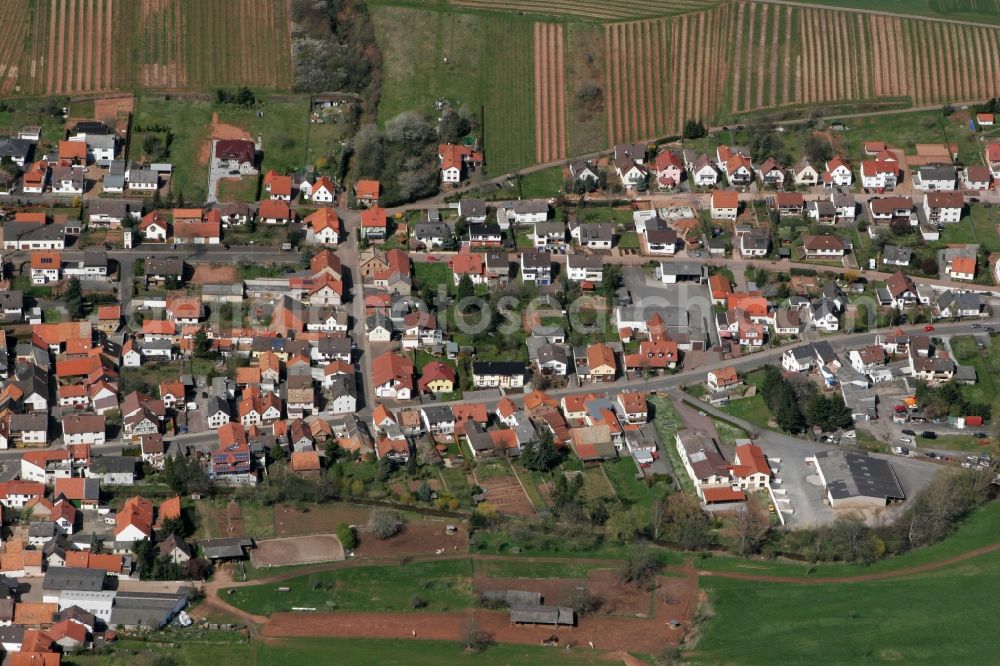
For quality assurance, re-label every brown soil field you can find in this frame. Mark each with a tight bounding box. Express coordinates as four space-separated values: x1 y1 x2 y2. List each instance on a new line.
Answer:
190 263 240 285
251 534 346 567
94 95 135 121
356 521 468 559
263 606 688 653
477 475 536 517
197 112 253 165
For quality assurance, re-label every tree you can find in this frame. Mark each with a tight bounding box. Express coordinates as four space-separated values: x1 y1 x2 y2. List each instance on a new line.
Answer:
576 80 602 107
458 619 493 652
656 493 713 550
520 431 560 472
568 587 603 615
804 134 832 164
606 505 646 543
336 522 357 550
269 443 285 464
193 327 214 359
64 278 85 319
618 548 662 590
732 503 770 557
414 481 433 503
889 217 910 236
437 107 473 144
366 508 405 539
456 274 475 301
921 257 939 275
806 393 854 432
682 119 707 139
158 516 188 539
376 456 394 482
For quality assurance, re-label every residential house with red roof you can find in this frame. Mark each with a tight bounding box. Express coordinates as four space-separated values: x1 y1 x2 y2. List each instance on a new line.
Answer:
438 143 483 184
360 206 388 239
310 176 337 204
263 170 293 201
372 352 414 400
306 208 341 245
114 496 153 542
353 179 379 206
258 200 293 225
212 422 254 482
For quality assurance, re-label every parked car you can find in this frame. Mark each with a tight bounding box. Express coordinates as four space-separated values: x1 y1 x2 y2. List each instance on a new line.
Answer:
986 326 995 332
898 437 913 444
971 323 982 329
921 431 937 439
922 325 935 332
901 429 916 436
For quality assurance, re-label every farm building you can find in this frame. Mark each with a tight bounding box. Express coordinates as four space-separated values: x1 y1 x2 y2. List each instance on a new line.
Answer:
811 450 904 510
510 605 575 626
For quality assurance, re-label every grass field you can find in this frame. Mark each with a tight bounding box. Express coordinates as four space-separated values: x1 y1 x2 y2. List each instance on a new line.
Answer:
938 205 1000 253
414 262 455 294
131 95 338 203
260 637 614 666
4 0 292 97
224 559 475 615
833 108 983 167
695 549 1000 663
371 4 536 174
720 370 771 431
475 558 609 579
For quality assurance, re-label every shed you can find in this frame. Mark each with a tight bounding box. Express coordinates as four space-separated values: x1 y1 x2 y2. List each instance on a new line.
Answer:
510 605 575 626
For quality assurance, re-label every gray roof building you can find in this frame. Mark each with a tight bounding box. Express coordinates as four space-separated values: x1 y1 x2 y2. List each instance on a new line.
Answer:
813 450 904 507
42 566 106 592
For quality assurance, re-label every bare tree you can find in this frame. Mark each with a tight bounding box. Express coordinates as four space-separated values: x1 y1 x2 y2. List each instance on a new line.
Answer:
732 503 769 557
459 618 493 652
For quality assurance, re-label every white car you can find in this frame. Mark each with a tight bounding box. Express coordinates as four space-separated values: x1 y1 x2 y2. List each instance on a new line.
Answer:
898 436 912 444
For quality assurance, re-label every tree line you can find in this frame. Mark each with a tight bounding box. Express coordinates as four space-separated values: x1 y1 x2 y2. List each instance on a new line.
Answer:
759 365 853 434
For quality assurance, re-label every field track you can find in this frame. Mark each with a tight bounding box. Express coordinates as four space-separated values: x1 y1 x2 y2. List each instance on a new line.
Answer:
450 0 720 21
532 23 566 163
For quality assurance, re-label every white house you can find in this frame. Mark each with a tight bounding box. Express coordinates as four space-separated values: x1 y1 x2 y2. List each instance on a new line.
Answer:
825 157 853 187
566 254 603 283
782 347 816 373
923 192 963 224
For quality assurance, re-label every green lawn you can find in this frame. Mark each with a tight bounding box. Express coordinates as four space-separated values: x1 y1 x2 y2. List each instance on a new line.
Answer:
617 231 639 249
648 396 692 494
835 108 983 166
720 370 771 431
67 633 251 666
519 167 565 198
414 262 454 293
602 457 669 506
132 95 340 203
216 176 260 203
371 5 536 174
694 549 1000 664
937 205 1000 253
260 637 615 666
713 419 750 446
224 560 475 615
475 559 609 579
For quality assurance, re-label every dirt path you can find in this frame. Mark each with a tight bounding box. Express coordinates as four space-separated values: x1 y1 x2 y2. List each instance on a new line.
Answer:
533 23 543 163
755 3 768 109
703 542 1000 585
104 0 113 88
547 24 558 163
555 22 565 160
67 0 77 92
94 0 104 90
649 19 664 137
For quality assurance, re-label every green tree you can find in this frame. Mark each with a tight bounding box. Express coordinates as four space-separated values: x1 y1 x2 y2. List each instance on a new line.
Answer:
456 274 475 301
193 327 213 358
682 119 707 139
64 278 85 319
336 522 358 550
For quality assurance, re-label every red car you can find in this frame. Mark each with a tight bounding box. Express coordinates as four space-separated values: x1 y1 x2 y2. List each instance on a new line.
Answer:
923 325 935 332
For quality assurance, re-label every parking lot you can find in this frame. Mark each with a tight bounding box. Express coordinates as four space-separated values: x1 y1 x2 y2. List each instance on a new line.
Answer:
751 429 940 528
